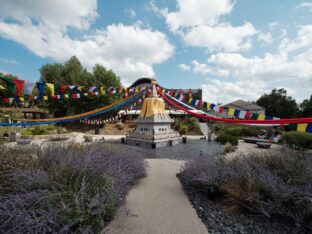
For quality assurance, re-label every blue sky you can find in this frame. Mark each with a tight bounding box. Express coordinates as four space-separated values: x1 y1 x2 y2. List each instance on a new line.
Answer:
0 0 312 103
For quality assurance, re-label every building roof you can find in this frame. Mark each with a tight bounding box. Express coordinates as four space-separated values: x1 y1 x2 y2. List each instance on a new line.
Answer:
223 99 264 111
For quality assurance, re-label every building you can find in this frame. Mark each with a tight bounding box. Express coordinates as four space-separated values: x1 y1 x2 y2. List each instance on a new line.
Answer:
223 99 265 115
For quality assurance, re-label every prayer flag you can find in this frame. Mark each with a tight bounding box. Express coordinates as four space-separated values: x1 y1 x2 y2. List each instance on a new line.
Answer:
0 76 16 95
239 110 246 119
257 114 265 120
306 123 312 133
60 84 68 93
23 81 35 95
37 82 45 99
13 79 25 96
245 111 252 119
46 83 54 96
188 98 193 103
234 109 240 118
43 96 48 101
228 108 235 116
250 113 259 120
297 123 308 132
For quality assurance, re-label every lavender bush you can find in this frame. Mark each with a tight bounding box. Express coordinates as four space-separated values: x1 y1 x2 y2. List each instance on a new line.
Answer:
178 150 312 228
0 143 146 233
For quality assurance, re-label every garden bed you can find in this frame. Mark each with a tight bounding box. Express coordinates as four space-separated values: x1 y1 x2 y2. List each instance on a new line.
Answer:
0 142 146 233
177 150 312 233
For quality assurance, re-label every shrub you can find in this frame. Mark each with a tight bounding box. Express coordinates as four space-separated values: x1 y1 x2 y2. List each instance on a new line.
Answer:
116 123 124 130
224 127 259 137
282 131 312 149
21 125 58 136
84 135 93 142
215 133 238 146
0 143 146 233
179 125 189 135
223 143 234 153
178 150 312 227
224 127 242 137
129 122 137 128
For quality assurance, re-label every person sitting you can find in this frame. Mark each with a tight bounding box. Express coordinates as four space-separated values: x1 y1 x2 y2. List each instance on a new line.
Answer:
258 130 267 139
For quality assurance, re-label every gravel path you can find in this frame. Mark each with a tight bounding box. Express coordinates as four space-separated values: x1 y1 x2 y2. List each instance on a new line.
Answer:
104 159 208 234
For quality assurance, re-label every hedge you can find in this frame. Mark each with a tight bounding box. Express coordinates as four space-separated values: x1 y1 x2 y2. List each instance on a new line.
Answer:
282 131 312 149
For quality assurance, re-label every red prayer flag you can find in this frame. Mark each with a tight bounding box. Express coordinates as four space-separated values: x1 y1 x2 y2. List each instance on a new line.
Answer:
199 100 203 108
245 111 252 119
13 79 25 96
219 106 224 113
60 84 68 93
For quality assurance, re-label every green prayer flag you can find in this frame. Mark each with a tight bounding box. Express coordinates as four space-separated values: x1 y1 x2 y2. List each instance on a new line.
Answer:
250 113 259 120
0 76 16 95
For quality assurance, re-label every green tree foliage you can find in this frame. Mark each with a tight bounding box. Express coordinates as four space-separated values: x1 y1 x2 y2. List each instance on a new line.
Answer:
300 95 312 117
38 56 122 117
256 88 299 118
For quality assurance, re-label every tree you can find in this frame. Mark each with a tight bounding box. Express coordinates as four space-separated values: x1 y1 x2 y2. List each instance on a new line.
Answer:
39 63 64 84
38 56 122 117
93 64 121 87
300 95 312 117
256 88 299 118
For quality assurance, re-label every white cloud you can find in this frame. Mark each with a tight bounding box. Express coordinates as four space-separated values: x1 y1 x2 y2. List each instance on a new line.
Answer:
268 21 280 31
178 63 190 71
0 0 174 85
295 2 312 12
201 79 267 104
126 9 137 19
184 22 257 52
0 58 20 65
258 32 273 43
279 25 312 54
191 60 229 77
151 0 257 52
195 25 312 102
0 0 98 31
163 0 234 32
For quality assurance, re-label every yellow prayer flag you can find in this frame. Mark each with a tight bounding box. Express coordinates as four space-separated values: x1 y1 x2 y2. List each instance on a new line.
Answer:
78 86 84 92
46 83 54 96
135 87 139 93
257 114 265 120
228 108 235 116
188 98 193 103
19 97 24 101
84 93 88 96
0 84 5 90
43 96 48 100
297 123 308 132
65 94 69 99
100 87 106 94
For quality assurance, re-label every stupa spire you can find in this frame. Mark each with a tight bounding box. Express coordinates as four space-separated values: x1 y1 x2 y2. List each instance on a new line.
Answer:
151 76 158 98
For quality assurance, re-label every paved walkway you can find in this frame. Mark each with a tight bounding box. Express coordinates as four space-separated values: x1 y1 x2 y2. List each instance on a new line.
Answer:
104 159 208 234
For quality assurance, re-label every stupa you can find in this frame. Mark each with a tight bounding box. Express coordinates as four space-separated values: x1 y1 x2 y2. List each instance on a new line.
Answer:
126 77 181 148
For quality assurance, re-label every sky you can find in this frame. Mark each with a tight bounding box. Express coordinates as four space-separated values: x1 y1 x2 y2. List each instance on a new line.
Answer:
0 0 312 104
